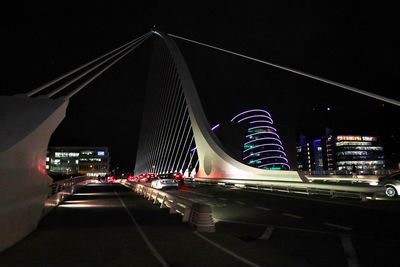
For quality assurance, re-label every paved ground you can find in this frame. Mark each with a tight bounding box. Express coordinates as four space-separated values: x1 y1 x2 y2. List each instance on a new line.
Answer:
1 182 400 267
0 184 248 266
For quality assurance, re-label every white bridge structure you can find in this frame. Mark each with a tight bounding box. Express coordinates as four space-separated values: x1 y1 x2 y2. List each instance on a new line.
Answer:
1 29 399 251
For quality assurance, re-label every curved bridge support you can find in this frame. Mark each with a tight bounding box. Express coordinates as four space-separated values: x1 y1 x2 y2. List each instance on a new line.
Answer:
155 31 305 183
0 95 68 251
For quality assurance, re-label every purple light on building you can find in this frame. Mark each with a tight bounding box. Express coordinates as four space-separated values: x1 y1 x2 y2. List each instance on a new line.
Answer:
232 109 290 170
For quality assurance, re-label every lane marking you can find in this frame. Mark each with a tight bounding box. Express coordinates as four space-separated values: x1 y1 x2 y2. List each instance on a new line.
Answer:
184 189 214 197
341 235 360 267
175 195 194 202
282 213 304 219
193 231 261 267
215 218 332 235
235 201 246 205
259 227 274 240
113 188 169 267
324 222 352 231
255 206 271 211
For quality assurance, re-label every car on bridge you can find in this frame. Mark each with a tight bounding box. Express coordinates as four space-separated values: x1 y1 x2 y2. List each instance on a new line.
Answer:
158 172 184 184
378 171 400 198
150 176 179 190
107 175 117 183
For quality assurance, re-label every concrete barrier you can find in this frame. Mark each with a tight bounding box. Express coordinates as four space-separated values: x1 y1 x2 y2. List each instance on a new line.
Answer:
122 181 215 232
190 203 215 233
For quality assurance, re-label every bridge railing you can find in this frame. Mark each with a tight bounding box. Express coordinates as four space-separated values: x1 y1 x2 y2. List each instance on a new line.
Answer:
301 169 397 176
304 175 379 184
42 176 95 217
121 180 215 232
193 177 385 201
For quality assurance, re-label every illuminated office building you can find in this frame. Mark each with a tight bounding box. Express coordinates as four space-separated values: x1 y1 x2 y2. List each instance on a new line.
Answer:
231 109 290 170
46 146 110 177
297 134 385 175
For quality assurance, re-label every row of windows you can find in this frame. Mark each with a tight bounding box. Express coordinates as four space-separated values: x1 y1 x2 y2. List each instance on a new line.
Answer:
79 158 103 162
54 152 79 158
336 160 385 166
335 141 372 146
335 146 383 151
337 151 369 156
50 158 107 164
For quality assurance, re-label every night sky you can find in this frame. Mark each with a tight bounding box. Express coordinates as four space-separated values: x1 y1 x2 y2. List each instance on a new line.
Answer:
2 2 400 170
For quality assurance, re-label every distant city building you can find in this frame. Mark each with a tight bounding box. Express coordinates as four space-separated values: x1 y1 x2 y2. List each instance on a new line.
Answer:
46 146 110 177
297 134 385 175
231 109 290 170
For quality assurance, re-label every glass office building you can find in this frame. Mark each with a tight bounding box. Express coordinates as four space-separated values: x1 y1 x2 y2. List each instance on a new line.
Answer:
332 135 385 174
297 134 385 175
47 146 110 177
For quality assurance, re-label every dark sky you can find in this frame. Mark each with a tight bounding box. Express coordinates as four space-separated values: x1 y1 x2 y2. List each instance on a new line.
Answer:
2 1 400 170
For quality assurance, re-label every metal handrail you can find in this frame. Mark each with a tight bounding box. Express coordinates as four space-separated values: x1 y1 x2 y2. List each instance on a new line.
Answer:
42 176 94 217
194 177 385 201
122 181 193 219
121 181 215 231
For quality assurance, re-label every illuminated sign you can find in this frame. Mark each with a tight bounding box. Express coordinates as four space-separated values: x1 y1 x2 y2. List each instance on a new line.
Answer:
337 135 376 141
337 136 361 141
97 151 105 156
362 136 376 141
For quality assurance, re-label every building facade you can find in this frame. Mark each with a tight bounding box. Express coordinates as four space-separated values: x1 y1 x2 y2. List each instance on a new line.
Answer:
231 109 290 170
47 146 110 177
297 134 385 175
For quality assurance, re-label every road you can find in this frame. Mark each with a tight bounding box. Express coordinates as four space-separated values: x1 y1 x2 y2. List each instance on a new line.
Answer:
167 182 400 267
1 181 399 266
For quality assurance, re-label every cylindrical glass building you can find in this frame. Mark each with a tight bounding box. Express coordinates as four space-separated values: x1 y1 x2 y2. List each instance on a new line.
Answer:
231 109 290 170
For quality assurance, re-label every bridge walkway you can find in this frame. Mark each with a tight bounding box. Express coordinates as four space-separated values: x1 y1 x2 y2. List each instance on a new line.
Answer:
0 183 252 267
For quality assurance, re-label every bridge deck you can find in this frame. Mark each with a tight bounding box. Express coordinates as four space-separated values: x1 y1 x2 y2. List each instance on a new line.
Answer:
0 183 250 267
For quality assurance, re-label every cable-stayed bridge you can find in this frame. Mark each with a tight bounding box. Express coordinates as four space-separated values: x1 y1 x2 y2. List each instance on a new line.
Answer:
1 29 399 254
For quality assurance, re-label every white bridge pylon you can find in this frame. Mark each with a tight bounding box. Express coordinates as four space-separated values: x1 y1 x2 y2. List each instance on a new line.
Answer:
151 31 305 182
145 30 399 181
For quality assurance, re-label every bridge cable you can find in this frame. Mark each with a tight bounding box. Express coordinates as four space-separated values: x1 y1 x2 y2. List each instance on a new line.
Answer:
169 33 400 107
165 90 187 172
180 136 195 173
187 146 197 173
150 52 173 173
64 33 152 99
155 65 179 173
140 44 171 173
179 135 195 172
156 68 179 173
170 108 190 171
162 90 185 172
160 76 182 173
47 32 152 98
26 31 152 97
147 48 170 173
174 115 192 172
